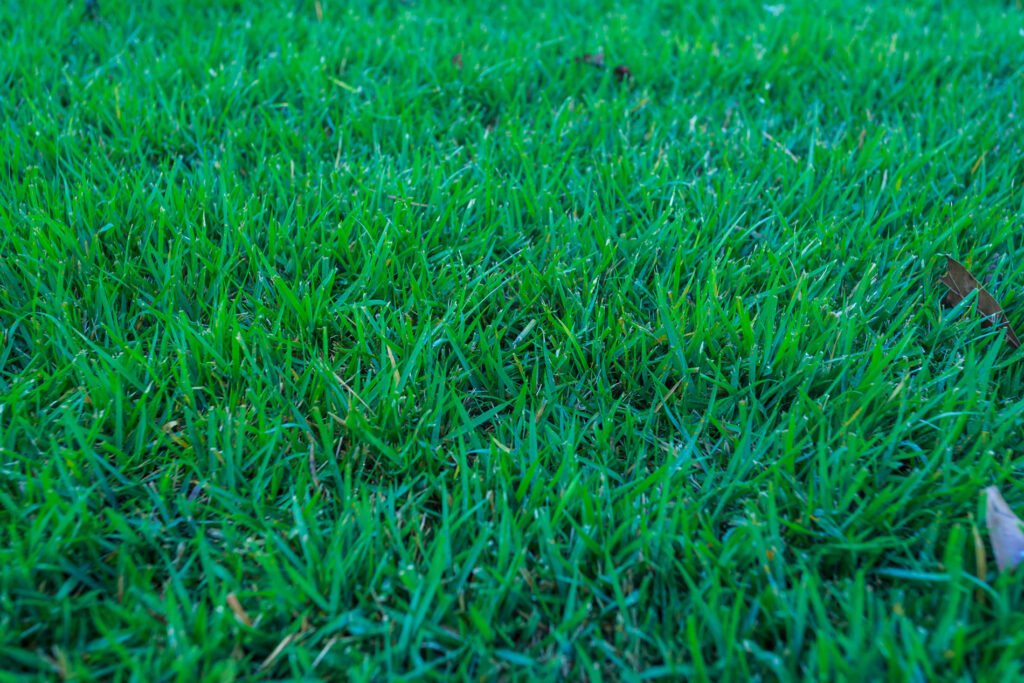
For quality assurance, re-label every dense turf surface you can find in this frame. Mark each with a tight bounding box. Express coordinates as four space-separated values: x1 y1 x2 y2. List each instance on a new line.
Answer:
4 0 1024 679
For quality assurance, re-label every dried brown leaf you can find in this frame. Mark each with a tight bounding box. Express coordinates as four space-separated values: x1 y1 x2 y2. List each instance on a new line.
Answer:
575 53 605 68
939 256 1021 348
985 486 1024 572
939 256 980 305
977 289 1022 347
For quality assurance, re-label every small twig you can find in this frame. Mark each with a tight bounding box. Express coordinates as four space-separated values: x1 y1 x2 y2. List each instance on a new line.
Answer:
654 377 686 414
970 149 989 176
308 440 322 489
226 592 253 627
312 636 340 669
332 371 372 412
260 633 298 672
763 131 799 163
721 106 734 132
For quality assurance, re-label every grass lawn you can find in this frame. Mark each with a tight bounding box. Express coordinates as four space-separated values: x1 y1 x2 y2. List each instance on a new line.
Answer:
5 0 1024 679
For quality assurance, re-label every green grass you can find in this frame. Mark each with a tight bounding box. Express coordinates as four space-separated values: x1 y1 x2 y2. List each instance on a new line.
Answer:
4 0 1024 679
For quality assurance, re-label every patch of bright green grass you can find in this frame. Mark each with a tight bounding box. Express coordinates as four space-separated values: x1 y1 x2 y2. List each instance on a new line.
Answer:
4 0 1024 678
